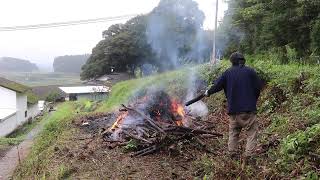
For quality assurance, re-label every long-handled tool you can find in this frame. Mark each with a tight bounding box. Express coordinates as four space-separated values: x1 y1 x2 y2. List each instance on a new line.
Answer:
185 93 206 106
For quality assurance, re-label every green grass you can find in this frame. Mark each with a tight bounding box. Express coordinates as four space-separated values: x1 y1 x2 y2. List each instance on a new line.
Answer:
96 68 192 112
97 57 320 177
0 137 23 147
0 72 81 87
0 114 47 152
14 102 77 178
8 117 44 139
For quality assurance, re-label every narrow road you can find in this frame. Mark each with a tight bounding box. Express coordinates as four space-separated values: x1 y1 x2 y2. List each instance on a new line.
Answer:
0 114 50 179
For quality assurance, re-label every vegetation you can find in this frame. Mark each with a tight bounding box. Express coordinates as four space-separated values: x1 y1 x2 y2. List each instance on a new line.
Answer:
0 76 30 93
80 0 220 80
45 92 62 102
0 115 46 154
93 57 320 178
53 54 90 73
0 76 39 104
0 72 81 87
14 102 77 178
0 57 38 72
221 0 320 62
13 57 320 178
11 0 320 178
7 117 43 139
96 68 191 112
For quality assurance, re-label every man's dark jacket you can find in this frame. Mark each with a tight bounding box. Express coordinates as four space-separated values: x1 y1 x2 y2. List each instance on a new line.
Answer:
208 65 262 114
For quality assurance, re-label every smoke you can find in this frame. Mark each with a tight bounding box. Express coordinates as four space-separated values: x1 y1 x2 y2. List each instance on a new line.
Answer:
184 67 208 117
146 0 208 71
146 14 180 69
145 0 212 117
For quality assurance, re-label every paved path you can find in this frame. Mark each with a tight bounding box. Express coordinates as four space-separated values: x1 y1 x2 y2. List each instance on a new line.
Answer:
0 115 49 180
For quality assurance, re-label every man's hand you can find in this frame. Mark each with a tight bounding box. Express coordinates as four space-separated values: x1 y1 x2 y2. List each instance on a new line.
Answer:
204 90 210 97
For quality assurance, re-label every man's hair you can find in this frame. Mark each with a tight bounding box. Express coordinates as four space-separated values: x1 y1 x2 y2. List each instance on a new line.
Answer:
230 52 246 66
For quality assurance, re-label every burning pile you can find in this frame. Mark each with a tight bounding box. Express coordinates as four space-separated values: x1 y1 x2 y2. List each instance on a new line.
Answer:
101 91 222 157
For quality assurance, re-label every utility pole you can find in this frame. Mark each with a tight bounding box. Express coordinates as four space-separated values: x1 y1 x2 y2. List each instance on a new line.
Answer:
211 0 219 64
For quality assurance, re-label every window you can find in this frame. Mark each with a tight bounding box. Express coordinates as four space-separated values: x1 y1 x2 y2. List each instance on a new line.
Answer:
25 111 27 118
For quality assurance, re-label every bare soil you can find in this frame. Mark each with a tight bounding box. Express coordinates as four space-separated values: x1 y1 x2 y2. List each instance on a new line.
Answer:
46 109 235 179
43 105 281 179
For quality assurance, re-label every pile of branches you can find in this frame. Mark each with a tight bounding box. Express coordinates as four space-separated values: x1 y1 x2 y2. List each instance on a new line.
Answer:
101 104 223 157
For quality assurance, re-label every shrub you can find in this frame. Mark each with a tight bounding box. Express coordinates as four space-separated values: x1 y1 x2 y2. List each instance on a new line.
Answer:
281 124 320 161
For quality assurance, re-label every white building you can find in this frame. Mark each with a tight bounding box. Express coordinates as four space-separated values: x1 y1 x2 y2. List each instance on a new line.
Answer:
0 77 40 137
59 86 110 101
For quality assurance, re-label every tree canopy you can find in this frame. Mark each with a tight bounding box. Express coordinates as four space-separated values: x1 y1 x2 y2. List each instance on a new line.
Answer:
80 0 212 80
221 0 320 62
0 57 38 72
53 54 90 73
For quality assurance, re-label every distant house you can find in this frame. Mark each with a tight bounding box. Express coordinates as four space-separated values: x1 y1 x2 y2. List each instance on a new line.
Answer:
0 77 40 137
59 86 110 101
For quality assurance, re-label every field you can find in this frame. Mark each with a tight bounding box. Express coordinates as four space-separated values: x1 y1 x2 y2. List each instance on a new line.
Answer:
12 56 320 179
0 72 82 87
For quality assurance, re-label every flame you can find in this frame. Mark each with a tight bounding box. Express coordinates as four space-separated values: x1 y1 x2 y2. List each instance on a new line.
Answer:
175 120 183 126
110 112 128 130
111 96 187 131
171 99 186 126
176 105 185 118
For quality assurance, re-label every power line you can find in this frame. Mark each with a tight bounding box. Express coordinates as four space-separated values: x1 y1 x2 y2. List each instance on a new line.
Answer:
0 14 138 32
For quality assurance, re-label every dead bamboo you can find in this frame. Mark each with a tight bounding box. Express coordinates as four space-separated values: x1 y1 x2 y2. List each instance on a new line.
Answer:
122 131 153 144
132 145 158 157
164 126 223 137
121 104 166 134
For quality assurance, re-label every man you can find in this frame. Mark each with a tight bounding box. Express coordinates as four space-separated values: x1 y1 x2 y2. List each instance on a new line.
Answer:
205 52 263 159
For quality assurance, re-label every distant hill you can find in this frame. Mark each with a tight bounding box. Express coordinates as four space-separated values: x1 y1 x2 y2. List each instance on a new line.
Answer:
0 57 39 72
53 54 90 73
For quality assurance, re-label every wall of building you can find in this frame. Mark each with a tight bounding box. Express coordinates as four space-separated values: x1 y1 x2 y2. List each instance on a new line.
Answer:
27 103 40 119
0 113 17 137
0 86 16 109
77 93 108 101
16 93 28 126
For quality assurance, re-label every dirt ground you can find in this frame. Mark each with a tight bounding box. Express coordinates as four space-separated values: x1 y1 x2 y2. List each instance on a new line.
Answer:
43 101 282 179
46 109 251 179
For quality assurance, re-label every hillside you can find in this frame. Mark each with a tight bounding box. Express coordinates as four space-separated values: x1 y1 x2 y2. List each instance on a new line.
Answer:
53 54 90 73
13 56 320 179
0 57 38 72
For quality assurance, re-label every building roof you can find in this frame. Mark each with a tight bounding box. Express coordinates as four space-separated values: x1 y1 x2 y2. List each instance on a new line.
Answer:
0 77 29 93
0 108 16 120
96 75 112 81
59 86 110 94
0 77 39 104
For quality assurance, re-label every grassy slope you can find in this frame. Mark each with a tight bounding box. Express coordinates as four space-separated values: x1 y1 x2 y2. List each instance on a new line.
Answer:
100 58 320 178
13 57 320 179
96 68 192 112
13 102 78 178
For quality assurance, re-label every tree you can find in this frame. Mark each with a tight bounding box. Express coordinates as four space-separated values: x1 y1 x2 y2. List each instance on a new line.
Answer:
0 57 38 72
310 18 320 55
146 0 205 71
53 54 90 73
81 0 210 80
221 0 320 61
81 15 154 80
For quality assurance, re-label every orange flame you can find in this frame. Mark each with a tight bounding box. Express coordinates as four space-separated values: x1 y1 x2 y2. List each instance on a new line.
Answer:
110 112 128 130
176 105 185 118
175 120 183 126
171 99 186 126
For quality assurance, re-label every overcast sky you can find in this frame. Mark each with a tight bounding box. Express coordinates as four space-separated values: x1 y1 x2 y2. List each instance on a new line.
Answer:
0 0 228 71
